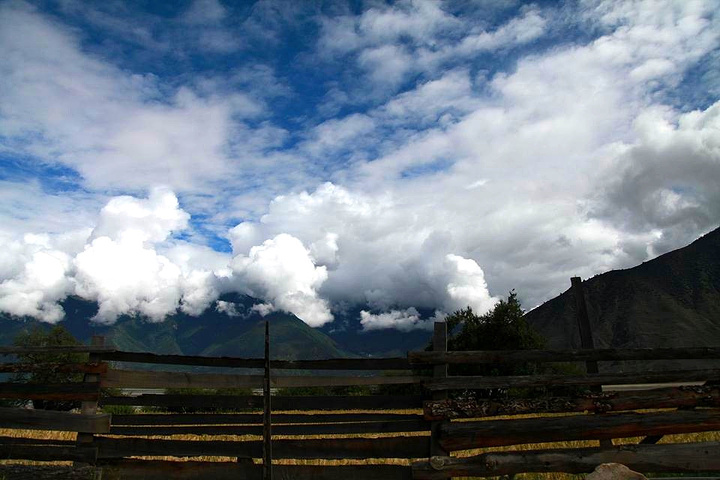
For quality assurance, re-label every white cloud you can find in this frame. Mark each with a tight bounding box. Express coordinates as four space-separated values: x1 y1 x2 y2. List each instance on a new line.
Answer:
0 2 268 191
444 254 499 313
0 234 72 323
360 307 432 332
1 0 719 334
216 300 242 317
229 234 333 327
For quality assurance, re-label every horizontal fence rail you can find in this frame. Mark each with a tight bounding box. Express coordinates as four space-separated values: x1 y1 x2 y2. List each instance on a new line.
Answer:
100 351 414 370
409 347 720 365
425 368 720 390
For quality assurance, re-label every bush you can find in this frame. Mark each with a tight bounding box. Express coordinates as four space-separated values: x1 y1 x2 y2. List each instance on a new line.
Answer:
12 325 87 411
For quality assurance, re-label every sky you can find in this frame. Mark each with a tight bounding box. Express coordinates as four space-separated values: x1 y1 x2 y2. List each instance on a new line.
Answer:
0 0 719 331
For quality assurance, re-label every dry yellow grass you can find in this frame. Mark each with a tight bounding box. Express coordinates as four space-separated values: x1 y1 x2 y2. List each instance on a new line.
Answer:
1 408 719 479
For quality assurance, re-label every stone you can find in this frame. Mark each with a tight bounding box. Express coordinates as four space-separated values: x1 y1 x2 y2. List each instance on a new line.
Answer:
587 463 648 480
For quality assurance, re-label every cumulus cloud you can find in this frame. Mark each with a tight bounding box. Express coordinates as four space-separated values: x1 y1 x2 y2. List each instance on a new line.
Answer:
1 0 719 334
229 234 333 327
72 188 221 323
230 183 500 319
0 234 72 322
0 189 226 324
360 307 432 332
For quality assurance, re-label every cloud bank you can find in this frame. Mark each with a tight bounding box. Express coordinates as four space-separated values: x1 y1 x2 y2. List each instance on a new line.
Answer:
0 0 719 331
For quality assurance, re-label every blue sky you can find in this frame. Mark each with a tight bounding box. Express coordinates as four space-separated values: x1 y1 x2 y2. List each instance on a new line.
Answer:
0 0 719 330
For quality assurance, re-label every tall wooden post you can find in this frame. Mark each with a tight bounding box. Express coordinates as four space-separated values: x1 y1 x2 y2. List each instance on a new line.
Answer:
571 277 612 448
430 321 448 457
263 320 273 480
75 335 104 465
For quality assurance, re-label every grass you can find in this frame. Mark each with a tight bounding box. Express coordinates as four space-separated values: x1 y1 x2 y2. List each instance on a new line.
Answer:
1 409 719 479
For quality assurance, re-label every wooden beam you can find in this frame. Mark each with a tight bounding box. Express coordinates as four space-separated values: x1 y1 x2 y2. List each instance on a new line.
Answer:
423 385 720 420
100 351 412 370
409 347 720 365
101 394 424 410
431 321 447 457
99 460 412 480
412 442 720 478
0 382 100 400
0 444 97 463
0 465 97 480
0 363 107 374
102 369 427 389
262 320 272 480
0 406 110 433
96 436 430 459
439 409 720 451
110 412 423 425
0 435 75 446
108 419 429 436
425 368 720 391
0 346 115 355
76 335 104 466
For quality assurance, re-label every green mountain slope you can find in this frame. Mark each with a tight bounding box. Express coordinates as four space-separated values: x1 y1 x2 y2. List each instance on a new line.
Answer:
525 226 720 352
0 293 351 360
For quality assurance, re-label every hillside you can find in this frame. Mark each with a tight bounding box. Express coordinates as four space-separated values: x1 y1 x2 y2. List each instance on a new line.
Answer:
0 293 351 360
525 226 720 356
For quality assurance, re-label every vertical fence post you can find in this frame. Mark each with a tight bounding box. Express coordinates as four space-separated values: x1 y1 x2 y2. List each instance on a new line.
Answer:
571 277 612 448
430 321 448 457
263 320 273 480
75 335 104 466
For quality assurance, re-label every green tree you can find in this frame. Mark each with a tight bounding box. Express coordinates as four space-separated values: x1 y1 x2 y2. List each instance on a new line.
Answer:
12 325 87 411
444 291 546 378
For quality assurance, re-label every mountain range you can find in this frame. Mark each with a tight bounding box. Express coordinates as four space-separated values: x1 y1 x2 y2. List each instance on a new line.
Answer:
1 225 719 360
0 293 432 359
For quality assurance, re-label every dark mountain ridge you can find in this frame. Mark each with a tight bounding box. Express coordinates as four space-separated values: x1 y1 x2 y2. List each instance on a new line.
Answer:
525 226 720 357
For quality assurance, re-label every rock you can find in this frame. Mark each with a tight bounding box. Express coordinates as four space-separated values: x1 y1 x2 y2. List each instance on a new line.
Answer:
587 463 647 480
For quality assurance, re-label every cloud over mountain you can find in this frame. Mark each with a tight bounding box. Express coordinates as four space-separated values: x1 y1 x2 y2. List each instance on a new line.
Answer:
0 0 718 330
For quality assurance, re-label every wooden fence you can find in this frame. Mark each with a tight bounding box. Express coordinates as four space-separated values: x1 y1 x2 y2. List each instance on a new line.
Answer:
0 325 431 480
0 279 718 479
2 341 720 479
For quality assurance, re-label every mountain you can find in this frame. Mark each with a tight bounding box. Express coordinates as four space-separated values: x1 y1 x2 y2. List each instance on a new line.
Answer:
0 293 351 360
525 226 720 361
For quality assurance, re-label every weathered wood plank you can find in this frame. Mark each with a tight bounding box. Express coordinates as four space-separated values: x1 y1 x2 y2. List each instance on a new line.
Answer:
0 363 107 374
108 419 429 436
0 346 115 355
426 369 720 390
0 382 100 400
0 406 110 433
96 435 429 459
271 374 427 387
103 369 426 389
409 347 720 365
100 351 412 370
431 321 448 457
99 460 412 480
101 394 264 408
439 409 720 451
101 394 424 410
412 442 720 478
0 444 97 462
0 465 97 480
102 369 264 389
0 435 75 446
423 385 720 420
110 412 422 425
